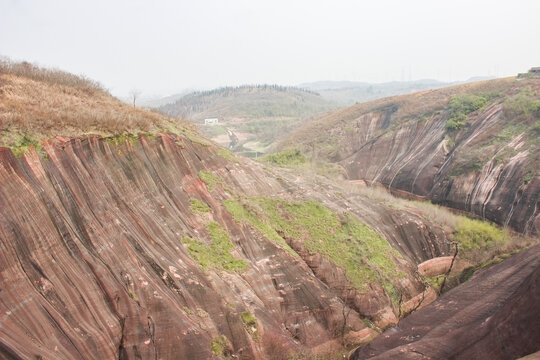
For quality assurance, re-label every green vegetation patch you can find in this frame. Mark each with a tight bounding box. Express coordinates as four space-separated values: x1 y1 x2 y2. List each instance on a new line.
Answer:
183 306 194 315
451 218 507 253
198 170 224 191
182 223 247 272
503 88 540 123
262 148 306 166
189 198 211 215
241 311 259 341
6 132 43 157
445 94 488 131
226 197 404 302
217 148 239 162
210 335 230 357
223 199 298 257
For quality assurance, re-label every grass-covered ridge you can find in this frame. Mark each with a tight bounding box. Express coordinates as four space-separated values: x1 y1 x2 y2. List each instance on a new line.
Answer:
224 197 405 301
182 222 246 272
0 59 199 151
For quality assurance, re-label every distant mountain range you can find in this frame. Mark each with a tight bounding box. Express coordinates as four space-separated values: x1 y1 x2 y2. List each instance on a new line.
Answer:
298 77 496 105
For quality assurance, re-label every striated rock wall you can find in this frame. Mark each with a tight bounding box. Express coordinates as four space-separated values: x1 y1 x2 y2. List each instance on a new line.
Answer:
338 104 539 234
0 134 451 359
279 79 540 234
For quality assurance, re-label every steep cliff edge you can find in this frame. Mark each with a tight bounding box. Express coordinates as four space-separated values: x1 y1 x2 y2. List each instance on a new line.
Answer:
278 78 540 234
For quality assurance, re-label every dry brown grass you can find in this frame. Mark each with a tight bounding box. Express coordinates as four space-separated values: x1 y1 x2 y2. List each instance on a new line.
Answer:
0 61 195 149
0 59 106 94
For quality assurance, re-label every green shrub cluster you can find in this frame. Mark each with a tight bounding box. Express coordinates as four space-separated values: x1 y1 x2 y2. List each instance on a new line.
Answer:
503 91 540 123
210 336 230 357
451 218 507 252
182 222 246 272
262 148 306 166
445 94 487 131
241 311 259 340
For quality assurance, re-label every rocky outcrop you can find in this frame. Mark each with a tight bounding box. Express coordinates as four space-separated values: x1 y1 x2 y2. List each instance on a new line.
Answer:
339 104 539 234
0 134 451 359
280 79 540 234
349 245 540 360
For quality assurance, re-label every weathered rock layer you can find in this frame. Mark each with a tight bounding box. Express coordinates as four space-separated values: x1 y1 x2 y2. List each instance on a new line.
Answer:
0 135 450 359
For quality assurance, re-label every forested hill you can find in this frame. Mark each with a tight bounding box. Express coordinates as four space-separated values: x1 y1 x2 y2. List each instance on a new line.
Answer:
157 85 338 122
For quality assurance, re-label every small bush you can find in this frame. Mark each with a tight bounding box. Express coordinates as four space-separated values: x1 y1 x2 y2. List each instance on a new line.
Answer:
263 148 306 166
241 311 259 340
210 336 231 357
445 94 487 131
452 218 507 252
183 306 194 315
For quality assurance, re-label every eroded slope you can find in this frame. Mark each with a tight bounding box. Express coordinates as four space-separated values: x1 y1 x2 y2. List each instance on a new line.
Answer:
278 78 540 234
0 133 454 359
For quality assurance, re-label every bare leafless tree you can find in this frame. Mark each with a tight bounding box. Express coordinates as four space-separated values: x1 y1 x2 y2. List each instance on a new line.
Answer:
129 89 141 107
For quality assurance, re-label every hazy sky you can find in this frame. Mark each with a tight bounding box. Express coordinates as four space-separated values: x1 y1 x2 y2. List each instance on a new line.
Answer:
1 0 539 97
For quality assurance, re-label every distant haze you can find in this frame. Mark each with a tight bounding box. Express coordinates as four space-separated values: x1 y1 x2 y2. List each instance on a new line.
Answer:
1 0 539 98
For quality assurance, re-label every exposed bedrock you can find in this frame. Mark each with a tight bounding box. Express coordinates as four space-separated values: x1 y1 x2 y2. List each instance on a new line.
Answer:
0 134 451 359
337 105 539 234
350 244 540 360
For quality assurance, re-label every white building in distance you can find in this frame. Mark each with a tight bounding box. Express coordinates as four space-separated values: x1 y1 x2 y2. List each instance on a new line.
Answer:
204 118 219 125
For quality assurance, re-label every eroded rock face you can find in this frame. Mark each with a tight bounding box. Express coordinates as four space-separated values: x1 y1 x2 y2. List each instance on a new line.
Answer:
350 245 540 360
339 106 539 234
279 79 540 235
0 135 450 359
